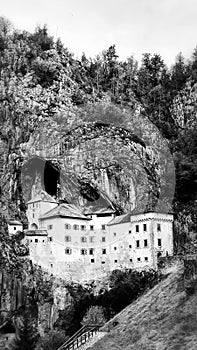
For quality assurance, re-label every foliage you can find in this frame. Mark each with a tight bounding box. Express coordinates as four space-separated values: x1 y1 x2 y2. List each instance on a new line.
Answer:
12 309 39 350
54 269 162 336
81 305 107 326
97 269 162 314
35 330 67 350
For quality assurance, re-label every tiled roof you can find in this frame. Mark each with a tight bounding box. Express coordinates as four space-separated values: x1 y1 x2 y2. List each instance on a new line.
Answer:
107 213 131 226
108 209 174 226
8 220 22 226
27 190 57 204
40 203 90 220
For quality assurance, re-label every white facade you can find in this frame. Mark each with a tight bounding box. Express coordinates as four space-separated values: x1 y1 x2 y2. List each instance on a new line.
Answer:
8 221 23 235
107 212 173 271
26 191 57 230
24 192 174 281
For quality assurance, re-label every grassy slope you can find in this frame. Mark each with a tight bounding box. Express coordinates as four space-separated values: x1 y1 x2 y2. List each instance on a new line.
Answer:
88 264 197 350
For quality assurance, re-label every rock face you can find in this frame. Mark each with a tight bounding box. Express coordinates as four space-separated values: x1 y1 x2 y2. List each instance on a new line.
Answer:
0 265 74 346
21 119 165 215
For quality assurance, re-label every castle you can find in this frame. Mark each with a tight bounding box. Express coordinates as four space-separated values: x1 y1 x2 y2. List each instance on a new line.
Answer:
22 190 174 282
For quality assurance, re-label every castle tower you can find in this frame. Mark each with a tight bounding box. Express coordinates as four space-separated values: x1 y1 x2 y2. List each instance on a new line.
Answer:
26 190 58 230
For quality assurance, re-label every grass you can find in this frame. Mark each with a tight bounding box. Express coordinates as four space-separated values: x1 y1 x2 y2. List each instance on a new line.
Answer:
87 263 197 350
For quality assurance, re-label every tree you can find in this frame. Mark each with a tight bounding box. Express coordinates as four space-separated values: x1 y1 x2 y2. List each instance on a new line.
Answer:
171 52 189 93
81 306 107 326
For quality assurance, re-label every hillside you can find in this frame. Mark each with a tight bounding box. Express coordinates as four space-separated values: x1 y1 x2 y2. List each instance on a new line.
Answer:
88 263 197 350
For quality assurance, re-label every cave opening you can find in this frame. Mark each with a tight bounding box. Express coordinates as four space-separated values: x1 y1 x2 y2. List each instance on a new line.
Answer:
44 161 60 197
22 157 60 200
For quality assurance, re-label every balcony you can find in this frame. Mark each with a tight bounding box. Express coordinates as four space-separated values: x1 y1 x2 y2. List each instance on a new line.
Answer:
24 229 48 236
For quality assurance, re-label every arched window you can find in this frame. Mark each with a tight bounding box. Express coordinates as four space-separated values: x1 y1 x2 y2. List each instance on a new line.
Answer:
30 223 38 230
65 248 72 255
73 224 79 230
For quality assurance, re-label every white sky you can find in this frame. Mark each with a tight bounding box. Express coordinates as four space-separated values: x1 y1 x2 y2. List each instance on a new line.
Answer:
1 0 197 66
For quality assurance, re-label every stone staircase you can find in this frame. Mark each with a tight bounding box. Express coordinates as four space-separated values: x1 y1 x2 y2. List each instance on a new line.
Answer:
57 324 106 350
76 331 106 350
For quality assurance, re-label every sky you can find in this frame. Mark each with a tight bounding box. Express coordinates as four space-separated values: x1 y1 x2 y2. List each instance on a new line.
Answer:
1 0 197 66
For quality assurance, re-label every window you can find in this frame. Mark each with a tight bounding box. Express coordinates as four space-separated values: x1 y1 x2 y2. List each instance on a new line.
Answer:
47 225 53 230
136 225 139 233
65 223 71 229
157 223 161 231
129 245 132 248
129 230 132 234
101 261 105 264
65 248 72 254
49 237 53 242
91 259 95 263
89 236 95 243
158 238 162 247
114 247 117 250
136 240 140 248
73 224 79 230
90 225 94 231
35 239 38 243
89 248 94 255
130 258 133 262
144 239 148 247
145 257 148 261
101 225 106 230
137 257 141 262
102 237 106 242
13 227 16 230
81 237 87 243
32 213 34 218
65 236 71 242
51 264 53 268
81 225 86 231
81 249 87 255
30 239 32 242
113 232 116 236
143 224 147 231
102 249 106 254
114 260 118 263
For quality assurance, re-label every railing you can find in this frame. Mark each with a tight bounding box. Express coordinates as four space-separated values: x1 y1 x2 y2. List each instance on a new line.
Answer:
24 229 48 236
57 324 102 350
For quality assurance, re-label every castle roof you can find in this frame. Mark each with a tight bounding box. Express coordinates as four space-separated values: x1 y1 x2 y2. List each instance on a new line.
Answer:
27 190 57 204
39 203 90 220
107 213 131 226
8 220 22 226
108 209 174 226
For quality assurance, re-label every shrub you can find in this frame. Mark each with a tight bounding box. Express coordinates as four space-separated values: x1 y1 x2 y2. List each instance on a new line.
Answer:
35 330 67 350
81 306 107 326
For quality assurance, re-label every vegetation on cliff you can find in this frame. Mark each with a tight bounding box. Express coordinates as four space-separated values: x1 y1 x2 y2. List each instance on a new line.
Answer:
0 14 197 349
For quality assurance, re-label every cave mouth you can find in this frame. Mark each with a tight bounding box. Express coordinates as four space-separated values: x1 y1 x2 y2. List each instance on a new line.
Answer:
22 157 60 199
44 161 60 197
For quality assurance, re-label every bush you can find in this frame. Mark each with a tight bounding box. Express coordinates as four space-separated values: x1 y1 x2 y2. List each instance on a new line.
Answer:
81 306 107 326
35 330 67 350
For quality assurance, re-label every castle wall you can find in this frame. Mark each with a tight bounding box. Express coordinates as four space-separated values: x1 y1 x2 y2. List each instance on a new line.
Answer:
25 195 174 282
27 201 58 229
